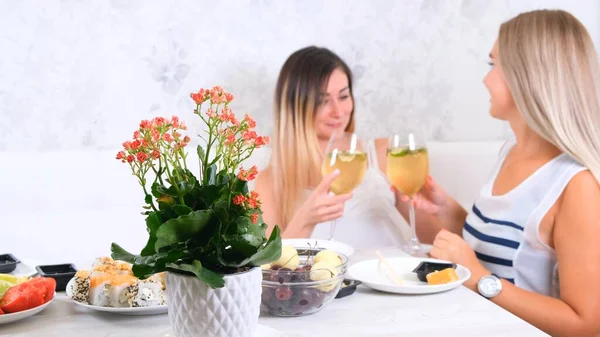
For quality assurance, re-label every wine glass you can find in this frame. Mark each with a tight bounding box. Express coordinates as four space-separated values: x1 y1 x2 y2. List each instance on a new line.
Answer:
386 132 429 256
321 132 368 240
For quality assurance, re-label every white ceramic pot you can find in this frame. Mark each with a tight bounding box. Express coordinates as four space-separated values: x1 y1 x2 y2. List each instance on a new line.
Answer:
166 267 262 337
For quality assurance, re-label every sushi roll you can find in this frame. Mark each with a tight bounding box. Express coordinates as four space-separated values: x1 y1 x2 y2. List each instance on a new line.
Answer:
70 270 91 304
89 274 138 307
92 262 133 276
146 272 166 290
125 279 166 307
89 282 111 307
92 257 117 268
108 283 133 308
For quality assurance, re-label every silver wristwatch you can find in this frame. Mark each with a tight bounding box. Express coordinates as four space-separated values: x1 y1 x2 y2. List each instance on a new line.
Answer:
477 274 503 298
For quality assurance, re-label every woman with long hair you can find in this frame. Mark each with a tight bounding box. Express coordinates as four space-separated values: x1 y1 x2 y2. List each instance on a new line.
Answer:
255 46 410 248
403 10 600 336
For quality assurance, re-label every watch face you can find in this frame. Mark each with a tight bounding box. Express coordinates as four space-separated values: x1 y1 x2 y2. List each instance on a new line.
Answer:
479 276 501 297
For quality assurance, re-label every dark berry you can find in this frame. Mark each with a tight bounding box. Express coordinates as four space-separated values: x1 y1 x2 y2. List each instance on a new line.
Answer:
289 304 308 315
310 290 327 308
261 287 273 303
275 286 293 301
296 289 313 307
272 268 293 284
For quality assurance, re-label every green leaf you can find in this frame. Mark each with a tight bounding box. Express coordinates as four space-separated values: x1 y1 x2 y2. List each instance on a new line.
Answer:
229 216 266 238
171 204 193 216
231 177 249 195
207 164 218 184
110 243 138 263
152 182 175 198
248 226 283 266
144 194 153 205
141 212 162 256
230 216 250 235
175 170 197 195
217 224 268 268
129 253 167 279
157 196 176 210
211 199 231 220
208 154 222 167
214 170 232 186
199 185 225 209
132 263 156 278
241 233 263 248
186 216 221 247
155 210 213 251
151 181 162 198
166 260 225 288
246 220 267 238
226 235 260 257
128 248 189 279
197 145 206 162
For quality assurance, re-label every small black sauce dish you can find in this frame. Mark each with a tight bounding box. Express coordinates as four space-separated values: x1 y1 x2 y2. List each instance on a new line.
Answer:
0 254 20 273
35 264 78 292
335 279 362 299
412 261 457 282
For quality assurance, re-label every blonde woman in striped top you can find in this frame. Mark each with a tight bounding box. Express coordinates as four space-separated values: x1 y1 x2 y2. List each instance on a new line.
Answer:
403 10 600 337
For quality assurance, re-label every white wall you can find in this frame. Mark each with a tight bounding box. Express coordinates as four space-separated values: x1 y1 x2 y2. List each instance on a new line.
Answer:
1 0 598 152
0 0 598 266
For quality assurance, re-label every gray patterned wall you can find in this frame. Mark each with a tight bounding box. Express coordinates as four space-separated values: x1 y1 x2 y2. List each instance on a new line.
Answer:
1 0 598 151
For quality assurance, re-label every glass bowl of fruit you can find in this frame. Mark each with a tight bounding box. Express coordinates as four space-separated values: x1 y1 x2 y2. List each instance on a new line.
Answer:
260 245 348 317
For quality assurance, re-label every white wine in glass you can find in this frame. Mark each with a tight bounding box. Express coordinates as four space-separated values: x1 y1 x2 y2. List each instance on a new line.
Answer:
321 132 367 240
387 133 429 256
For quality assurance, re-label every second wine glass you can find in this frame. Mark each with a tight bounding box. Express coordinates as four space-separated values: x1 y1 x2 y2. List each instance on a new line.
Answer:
321 131 368 240
386 132 429 256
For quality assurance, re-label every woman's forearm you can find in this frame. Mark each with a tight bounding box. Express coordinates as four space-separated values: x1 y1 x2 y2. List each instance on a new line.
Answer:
395 195 467 243
440 198 468 235
279 213 314 239
465 278 598 337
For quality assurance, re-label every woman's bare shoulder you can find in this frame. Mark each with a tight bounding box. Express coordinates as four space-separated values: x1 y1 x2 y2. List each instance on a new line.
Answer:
255 166 274 192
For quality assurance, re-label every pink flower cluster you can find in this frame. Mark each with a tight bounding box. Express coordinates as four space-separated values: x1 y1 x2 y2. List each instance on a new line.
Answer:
116 116 190 164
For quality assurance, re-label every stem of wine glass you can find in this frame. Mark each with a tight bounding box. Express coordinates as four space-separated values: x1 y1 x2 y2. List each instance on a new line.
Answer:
328 218 338 241
407 199 421 255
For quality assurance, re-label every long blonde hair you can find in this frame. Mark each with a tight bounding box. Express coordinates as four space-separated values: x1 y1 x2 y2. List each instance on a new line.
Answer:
271 46 355 225
499 10 600 182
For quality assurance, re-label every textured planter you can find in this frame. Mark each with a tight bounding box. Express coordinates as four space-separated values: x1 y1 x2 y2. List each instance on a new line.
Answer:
166 267 262 337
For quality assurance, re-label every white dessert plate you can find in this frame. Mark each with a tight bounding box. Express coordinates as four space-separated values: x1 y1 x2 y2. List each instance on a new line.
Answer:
348 257 470 295
65 277 167 316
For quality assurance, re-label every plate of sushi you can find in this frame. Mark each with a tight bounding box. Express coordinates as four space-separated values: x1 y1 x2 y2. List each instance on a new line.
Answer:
66 257 167 315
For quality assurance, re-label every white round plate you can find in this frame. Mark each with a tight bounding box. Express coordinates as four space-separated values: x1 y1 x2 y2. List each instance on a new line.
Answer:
152 324 285 337
282 238 354 257
0 294 54 325
65 278 167 316
348 257 471 295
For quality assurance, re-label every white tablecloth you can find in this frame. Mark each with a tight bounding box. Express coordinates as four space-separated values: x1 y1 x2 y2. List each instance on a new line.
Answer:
0 248 549 337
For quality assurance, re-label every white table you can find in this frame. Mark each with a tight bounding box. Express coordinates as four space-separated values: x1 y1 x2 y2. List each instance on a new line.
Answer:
1 248 549 337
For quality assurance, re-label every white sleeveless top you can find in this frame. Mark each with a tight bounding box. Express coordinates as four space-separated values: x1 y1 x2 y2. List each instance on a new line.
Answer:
463 138 586 297
309 140 411 249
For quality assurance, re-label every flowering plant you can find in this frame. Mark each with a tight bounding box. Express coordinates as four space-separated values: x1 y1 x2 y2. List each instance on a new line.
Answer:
110 86 281 288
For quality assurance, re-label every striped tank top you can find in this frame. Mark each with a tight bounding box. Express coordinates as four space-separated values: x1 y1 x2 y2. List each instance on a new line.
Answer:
463 138 586 297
